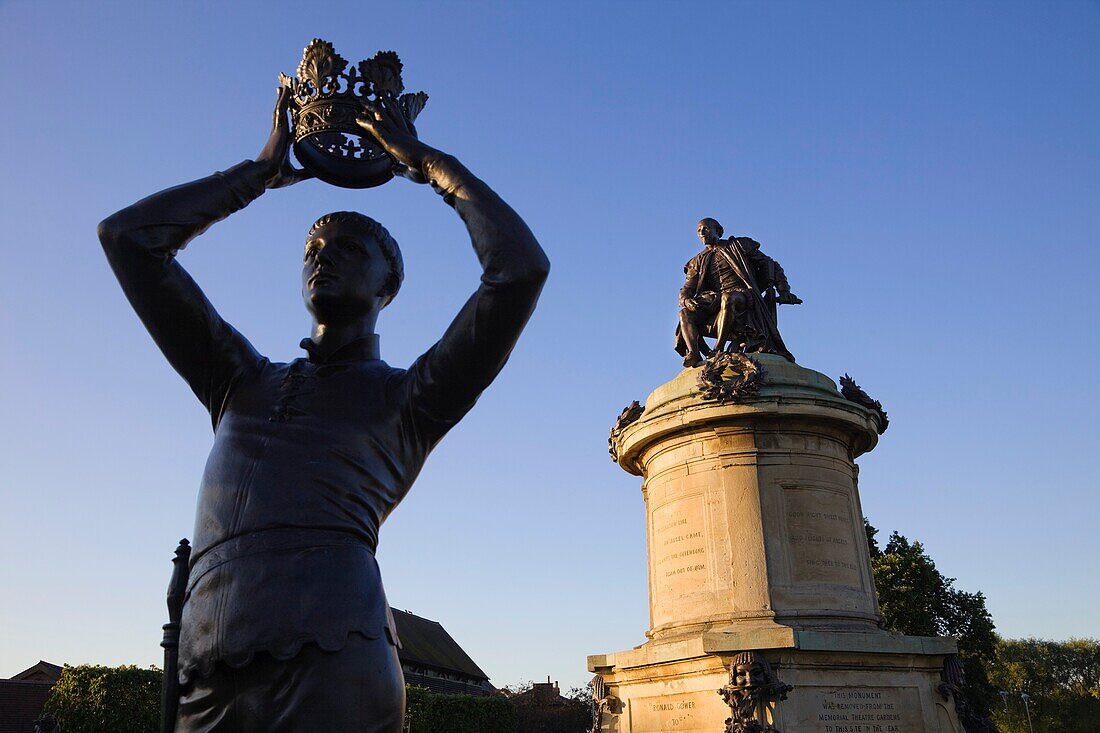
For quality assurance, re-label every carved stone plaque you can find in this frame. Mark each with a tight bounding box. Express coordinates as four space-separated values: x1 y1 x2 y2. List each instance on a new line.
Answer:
651 494 711 615
784 487 863 587
630 691 728 732
786 686 924 733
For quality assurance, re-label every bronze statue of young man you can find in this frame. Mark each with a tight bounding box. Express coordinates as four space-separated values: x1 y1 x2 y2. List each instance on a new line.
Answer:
675 217 801 367
98 85 549 732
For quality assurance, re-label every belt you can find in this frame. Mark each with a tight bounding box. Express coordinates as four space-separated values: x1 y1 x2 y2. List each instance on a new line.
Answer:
187 528 373 593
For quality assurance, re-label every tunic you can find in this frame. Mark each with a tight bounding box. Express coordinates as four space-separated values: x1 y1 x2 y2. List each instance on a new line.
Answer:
99 155 549 685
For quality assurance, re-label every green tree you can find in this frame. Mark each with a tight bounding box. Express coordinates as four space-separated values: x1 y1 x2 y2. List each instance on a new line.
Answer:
989 637 1100 733
864 520 998 718
41 664 162 733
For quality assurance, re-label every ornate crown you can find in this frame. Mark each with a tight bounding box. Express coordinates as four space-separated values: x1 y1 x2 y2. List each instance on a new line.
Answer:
279 39 428 188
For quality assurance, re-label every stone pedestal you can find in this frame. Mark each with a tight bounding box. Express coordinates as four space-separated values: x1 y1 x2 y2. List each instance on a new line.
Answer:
591 355 962 732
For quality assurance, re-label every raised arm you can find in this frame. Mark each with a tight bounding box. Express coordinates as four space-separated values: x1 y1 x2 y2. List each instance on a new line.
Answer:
357 96 550 438
98 87 310 422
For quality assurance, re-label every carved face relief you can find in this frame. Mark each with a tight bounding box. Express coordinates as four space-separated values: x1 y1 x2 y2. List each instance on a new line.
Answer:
733 661 766 689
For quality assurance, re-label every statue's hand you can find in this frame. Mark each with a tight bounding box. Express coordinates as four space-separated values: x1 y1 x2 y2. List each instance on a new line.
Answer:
778 291 803 305
256 85 313 189
356 94 434 184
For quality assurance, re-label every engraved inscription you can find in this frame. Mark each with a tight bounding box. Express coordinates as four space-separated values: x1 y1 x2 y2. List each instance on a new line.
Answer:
785 488 862 587
652 496 708 595
787 687 924 733
630 691 727 732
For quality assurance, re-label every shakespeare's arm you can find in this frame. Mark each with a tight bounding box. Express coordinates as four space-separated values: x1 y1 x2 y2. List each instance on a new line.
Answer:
405 152 550 435
742 237 801 304
680 255 702 310
97 161 268 418
97 87 307 421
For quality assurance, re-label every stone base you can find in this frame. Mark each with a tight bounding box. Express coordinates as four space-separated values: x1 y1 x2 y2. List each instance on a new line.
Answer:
588 630 962 733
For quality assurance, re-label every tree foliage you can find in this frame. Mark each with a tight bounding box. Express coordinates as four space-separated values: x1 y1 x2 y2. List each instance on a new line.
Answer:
864 520 998 717
500 680 591 733
405 686 518 733
41 664 162 733
988 637 1100 733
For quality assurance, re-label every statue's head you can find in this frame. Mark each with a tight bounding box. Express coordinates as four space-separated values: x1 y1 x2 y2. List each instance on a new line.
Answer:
729 651 771 689
732 661 766 689
697 218 723 246
941 654 966 688
302 211 404 324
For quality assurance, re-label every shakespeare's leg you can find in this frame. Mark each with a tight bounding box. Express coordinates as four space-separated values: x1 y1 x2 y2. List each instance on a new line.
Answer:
679 308 705 368
714 292 735 355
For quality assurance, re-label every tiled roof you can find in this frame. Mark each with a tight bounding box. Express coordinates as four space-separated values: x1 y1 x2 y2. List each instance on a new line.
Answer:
9 662 61 684
391 609 489 682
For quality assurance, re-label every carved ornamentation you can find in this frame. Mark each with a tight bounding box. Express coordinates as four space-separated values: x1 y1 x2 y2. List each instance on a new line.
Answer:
608 400 643 462
938 655 1000 733
280 39 428 188
588 674 619 733
717 651 792 733
698 353 767 403
839 374 889 434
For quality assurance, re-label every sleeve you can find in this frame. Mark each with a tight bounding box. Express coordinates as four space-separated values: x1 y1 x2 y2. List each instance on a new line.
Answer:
97 161 269 426
401 153 550 447
680 255 700 307
741 238 780 291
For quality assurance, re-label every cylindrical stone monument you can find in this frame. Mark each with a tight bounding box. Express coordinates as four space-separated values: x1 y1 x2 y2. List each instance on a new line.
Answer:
591 354 963 733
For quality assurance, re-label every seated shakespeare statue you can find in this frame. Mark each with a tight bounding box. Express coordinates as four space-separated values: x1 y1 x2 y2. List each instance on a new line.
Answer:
675 218 801 367
98 86 549 732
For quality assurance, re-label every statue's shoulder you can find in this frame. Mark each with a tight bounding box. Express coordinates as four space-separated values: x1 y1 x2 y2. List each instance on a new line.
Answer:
684 248 709 273
732 236 761 253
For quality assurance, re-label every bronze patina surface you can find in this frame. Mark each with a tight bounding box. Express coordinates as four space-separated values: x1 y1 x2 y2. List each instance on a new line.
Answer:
675 218 801 367
100 49 548 733
280 39 429 189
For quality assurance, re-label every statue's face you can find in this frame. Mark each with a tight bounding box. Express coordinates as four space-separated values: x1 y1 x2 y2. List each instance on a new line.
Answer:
301 221 391 322
697 219 721 246
733 662 765 688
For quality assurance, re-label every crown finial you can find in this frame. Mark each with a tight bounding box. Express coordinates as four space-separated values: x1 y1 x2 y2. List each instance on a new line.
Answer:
280 40 428 189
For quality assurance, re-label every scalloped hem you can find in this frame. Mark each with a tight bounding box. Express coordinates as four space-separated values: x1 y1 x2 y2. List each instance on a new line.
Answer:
179 627 396 685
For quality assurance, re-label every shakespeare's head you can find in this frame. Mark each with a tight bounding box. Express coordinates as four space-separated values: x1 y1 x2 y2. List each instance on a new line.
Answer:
302 211 404 323
697 218 723 246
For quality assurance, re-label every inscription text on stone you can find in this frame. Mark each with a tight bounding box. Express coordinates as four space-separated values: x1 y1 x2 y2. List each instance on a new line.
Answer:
785 488 862 587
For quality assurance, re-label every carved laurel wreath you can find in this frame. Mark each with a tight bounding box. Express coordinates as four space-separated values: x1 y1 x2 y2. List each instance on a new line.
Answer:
838 374 889 434
608 401 643 462
698 353 767 403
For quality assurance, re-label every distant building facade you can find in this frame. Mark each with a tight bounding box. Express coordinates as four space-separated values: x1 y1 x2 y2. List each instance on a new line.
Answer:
509 678 591 733
0 661 61 733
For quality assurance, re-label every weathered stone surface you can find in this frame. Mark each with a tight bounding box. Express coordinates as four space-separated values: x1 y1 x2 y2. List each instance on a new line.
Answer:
611 355 882 638
588 637 961 732
593 356 962 732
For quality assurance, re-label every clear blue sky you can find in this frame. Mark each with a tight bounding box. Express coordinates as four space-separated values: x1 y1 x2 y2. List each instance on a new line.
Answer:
1 1 1097 690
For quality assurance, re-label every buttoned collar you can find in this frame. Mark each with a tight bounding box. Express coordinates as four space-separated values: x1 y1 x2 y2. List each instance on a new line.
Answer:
299 335 381 364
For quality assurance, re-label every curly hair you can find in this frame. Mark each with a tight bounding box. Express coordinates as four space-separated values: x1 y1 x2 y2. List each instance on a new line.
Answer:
307 211 404 305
